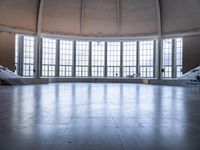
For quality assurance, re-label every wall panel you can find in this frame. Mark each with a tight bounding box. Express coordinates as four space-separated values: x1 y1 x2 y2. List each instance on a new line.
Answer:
161 0 200 34
183 36 200 73
0 32 15 71
0 0 38 31
42 0 81 35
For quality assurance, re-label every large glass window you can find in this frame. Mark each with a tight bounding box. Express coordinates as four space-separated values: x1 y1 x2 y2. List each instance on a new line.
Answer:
23 36 34 77
176 38 183 77
42 38 56 77
76 41 89 77
163 39 172 78
139 41 154 78
15 35 183 79
15 35 19 74
91 42 105 77
107 42 121 77
59 40 73 77
123 42 137 77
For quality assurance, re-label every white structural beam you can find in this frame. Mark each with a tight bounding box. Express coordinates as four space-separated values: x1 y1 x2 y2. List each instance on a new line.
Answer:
117 0 121 37
41 33 157 41
163 30 200 39
80 0 85 36
155 0 163 79
0 25 35 35
1 24 200 41
36 0 45 36
156 0 162 36
35 0 45 78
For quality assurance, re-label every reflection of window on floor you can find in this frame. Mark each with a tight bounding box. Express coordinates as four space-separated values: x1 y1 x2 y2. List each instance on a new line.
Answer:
76 41 89 77
42 38 56 77
163 39 172 78
59 40 73 77
23 36 35 77
91 42 105 77
176 38 183 77
139 41 154 78
123 42 137 77
107 42 121 77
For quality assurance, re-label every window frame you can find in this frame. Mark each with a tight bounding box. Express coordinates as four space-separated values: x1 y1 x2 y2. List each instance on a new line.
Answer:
107 42 121 77
23 36 35 77
42 38 57 77
91 41 105 77
59 40 73 77
162 39 173 78
139 41 154 78
75 41 89 77
123 41 137 77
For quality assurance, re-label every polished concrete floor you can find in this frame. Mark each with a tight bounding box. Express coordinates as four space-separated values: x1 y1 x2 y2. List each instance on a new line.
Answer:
0 83 200 150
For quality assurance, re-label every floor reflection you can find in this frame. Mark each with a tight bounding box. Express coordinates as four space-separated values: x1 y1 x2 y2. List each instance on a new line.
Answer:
0 83 200 150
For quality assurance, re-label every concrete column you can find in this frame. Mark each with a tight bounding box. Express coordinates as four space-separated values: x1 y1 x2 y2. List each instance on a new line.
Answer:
104 42 107 77
39 38 43 77
120 41 123 77
72 41 76 77
34 37 38 78
136 41 140 77
88 41 92 77
19 36 24 76
172 39 176 78
55 39 60 77
157 36 163 79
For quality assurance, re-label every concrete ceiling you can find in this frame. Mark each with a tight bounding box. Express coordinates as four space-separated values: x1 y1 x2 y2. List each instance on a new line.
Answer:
0 0 199 37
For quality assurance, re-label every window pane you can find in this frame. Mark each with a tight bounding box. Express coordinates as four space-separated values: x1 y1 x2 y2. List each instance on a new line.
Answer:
139 41 154 78
23 36 35 77
123 42 137 77
91 42 105 77
163 39 172 78
107 42 120 77
176 38 183 77
15 35 19 74
76 41 89 77
59 40 73 77
42 38 56 77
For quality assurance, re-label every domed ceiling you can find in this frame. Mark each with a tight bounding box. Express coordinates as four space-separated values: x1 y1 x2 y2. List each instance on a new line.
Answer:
0 0 199 37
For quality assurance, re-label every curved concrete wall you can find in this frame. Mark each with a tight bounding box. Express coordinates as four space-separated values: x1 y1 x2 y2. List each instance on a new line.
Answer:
0 0 38 31
161 0 200 34
0 32 15 71
0 0 199 37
